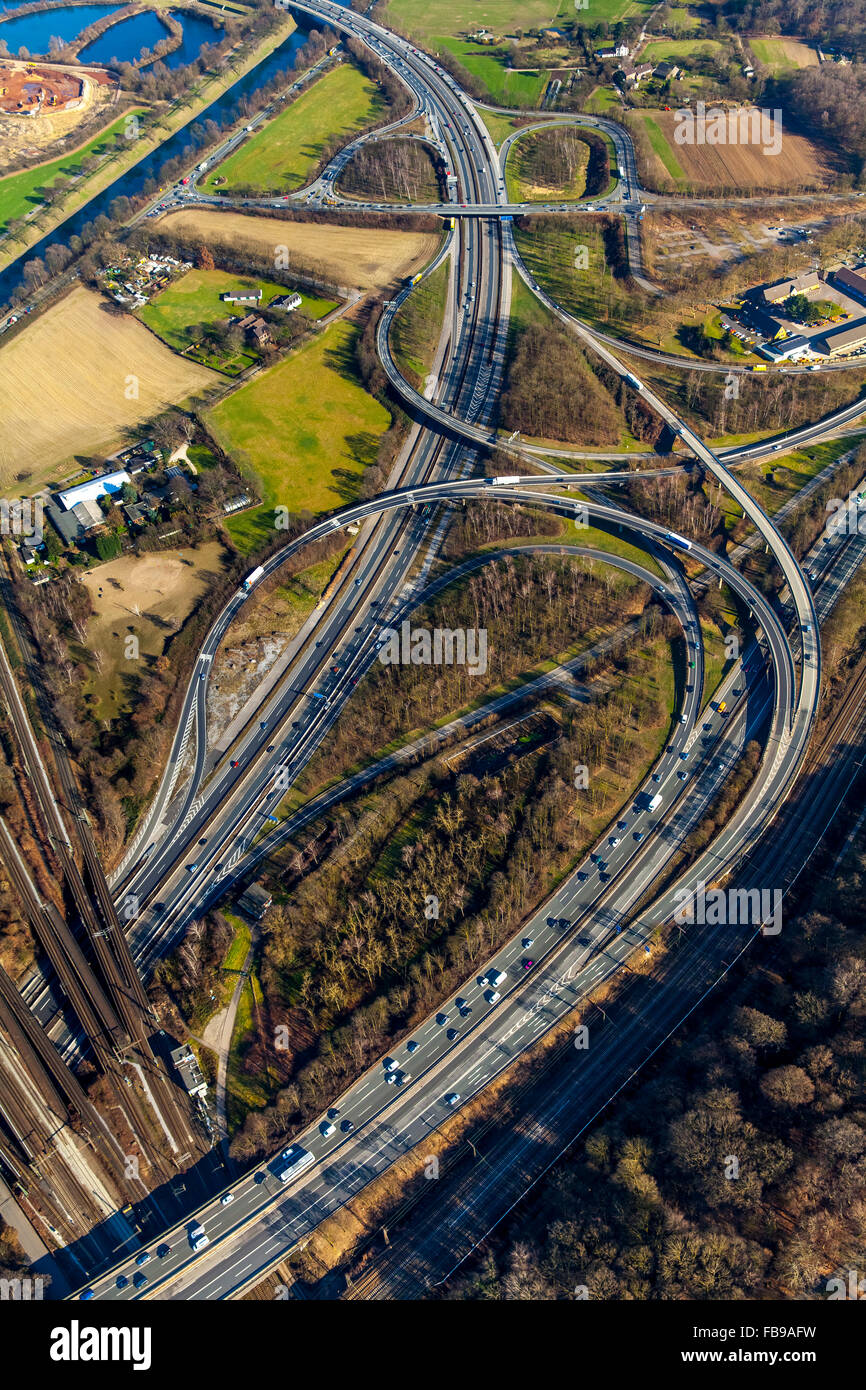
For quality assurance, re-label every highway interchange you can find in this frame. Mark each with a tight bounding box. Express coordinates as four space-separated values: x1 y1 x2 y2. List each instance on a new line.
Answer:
43 0 865 1298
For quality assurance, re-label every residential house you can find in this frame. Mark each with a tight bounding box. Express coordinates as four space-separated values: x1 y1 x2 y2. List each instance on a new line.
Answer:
237 313 273 348
271 292 303 312
596 43 630 60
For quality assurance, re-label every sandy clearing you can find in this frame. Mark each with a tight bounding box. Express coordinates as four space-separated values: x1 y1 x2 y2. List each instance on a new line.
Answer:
0 285 218 491
81 542 229 717
160 209 441 290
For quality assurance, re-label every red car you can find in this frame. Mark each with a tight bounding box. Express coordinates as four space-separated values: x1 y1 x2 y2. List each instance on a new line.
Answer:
231 759 240 768
522 958 534 971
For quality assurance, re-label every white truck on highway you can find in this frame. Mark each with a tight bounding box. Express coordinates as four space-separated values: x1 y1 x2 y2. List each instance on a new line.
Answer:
486 476 518 486
242 565 265 591
636 791 663 813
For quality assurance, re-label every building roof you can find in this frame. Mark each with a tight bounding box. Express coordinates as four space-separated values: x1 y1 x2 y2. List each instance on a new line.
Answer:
57 470 131 511
763 270 820 304
169 1043 208 1098
758 335 812 361
238 882 273 919
832 266 866 301
817 318 866 355
750 307 785 340
70 498 105 531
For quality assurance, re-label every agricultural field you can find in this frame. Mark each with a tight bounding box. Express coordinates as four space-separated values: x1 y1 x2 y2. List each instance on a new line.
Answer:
630 108 836 191
205 319 391 550
80 542 230 720
161 210 441 291
748 36 820 72
0 285 217 491
0 109 145 232
201 64 386 195
139 267 335 371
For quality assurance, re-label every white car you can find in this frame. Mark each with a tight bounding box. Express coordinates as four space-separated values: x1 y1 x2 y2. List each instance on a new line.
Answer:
320 1121 336 1138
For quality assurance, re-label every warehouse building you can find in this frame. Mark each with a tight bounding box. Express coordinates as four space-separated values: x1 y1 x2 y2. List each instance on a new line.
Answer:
831 266 866 305
757 334 813 362
56 470 131 511
763 270 820 305
816 318 866 357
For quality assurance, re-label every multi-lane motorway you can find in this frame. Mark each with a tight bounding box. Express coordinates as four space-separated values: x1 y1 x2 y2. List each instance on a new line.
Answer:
54 0 862 1301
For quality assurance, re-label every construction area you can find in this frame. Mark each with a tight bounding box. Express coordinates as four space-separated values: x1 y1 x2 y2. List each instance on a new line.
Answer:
0 62 90 117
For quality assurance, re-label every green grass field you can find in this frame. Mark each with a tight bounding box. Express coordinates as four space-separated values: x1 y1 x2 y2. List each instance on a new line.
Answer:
584 85 624 116
140 268 335 352
514 217 637 338
640 38 724 63
433 37 550 105
480 111 530 147
641 114 686 183
736 438 866 517
202 64 386 194
0 110 145 232
749 37 818 72
661 6 701 31
206 319 390 551
386 0 650 30
391 258 449 386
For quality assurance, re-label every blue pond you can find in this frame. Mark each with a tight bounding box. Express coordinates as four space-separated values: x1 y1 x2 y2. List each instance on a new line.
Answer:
78 8 219 67
0 4 218 65
0 4 119 54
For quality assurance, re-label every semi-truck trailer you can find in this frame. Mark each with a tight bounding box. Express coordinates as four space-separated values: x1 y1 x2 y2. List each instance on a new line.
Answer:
243 565 265 590
664 530 692 552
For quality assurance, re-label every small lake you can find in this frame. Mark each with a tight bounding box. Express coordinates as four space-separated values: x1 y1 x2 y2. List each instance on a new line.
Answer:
0 4 119 55
164 12 218 69
78 8 219 67
0 4 218 64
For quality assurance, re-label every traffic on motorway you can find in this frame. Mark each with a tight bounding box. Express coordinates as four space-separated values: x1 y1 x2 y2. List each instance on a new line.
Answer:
3 0 853 1312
